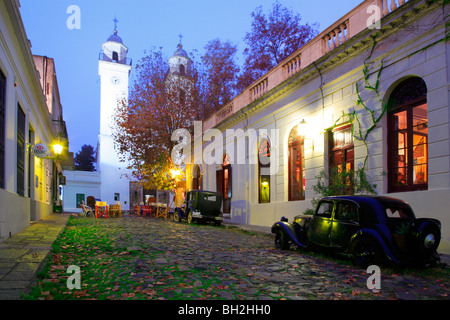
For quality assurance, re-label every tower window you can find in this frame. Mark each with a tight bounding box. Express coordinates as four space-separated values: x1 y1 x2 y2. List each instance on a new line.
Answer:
112 51 119 62
180 64 185 76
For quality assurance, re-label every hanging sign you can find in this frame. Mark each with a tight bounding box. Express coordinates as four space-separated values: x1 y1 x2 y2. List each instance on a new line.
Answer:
32 143 49 158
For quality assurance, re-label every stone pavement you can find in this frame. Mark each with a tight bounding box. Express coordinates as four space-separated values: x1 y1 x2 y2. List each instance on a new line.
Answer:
0 213 449 300
0 213 70 299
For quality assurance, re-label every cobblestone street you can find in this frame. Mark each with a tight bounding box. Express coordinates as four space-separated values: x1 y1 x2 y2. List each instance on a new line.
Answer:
24 215 450 300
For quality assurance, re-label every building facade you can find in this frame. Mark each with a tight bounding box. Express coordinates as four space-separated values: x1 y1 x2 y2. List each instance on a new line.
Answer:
0 1 66 237
190 0 450 253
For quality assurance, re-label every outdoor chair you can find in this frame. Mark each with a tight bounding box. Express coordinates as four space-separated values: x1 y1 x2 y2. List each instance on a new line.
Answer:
156 203 168 220
95 201 109 218
109 202 122 218
141 205 153 217
80 202 94 218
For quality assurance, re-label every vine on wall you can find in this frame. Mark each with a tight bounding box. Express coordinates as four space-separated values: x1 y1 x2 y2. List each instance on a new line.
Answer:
309 1 450 210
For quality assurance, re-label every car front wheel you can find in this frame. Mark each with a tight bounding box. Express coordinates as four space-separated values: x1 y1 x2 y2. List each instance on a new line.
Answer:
352 237 383 268
275 229 289 250
187 211 193 224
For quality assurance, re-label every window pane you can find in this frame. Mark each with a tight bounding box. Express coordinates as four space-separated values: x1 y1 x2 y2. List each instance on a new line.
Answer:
413 164 427 184
413 103 428 134
288 141 304 200
259 175 270 203
335 202 359 222
317 202 332 218
393 110 407 130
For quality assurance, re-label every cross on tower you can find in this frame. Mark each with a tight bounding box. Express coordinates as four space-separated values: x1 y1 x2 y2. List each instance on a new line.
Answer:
113 17 119 30
178 34 183 45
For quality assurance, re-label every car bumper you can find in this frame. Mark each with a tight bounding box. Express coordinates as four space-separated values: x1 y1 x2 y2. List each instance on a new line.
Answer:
192 212 223 220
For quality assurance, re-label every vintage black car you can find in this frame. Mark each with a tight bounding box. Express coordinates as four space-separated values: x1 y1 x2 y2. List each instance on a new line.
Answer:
272 196 441 267
174 190 223 226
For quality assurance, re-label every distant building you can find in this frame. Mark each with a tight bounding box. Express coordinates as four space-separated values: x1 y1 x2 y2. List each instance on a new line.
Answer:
189 0 450 254
0 1 67 238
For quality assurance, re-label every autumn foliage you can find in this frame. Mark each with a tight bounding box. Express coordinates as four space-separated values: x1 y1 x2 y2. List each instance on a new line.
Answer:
113 1 318 190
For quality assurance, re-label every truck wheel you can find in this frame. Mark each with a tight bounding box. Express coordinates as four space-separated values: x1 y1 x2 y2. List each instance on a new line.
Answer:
275 229 289 250
352 237 383 268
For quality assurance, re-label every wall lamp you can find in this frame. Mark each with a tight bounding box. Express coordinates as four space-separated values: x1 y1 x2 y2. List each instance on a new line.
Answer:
298 119 314 151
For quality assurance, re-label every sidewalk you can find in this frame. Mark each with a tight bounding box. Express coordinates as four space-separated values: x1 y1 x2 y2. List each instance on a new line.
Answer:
0 213 70 300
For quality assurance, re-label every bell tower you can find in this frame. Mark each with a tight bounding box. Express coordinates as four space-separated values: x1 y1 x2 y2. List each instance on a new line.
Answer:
97 18 132 210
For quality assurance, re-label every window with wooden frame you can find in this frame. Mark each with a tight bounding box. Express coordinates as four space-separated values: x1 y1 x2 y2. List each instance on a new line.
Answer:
258 138 270 203
17 105 26 196
328 124 354 194
216 154 232 213
288 126 305 201
388 77 428 193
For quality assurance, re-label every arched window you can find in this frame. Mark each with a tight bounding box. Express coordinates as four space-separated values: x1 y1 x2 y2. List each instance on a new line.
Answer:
388 77 428 192
112 51 119 62
180 64 186 76
288 126 305 201
258 138 270 203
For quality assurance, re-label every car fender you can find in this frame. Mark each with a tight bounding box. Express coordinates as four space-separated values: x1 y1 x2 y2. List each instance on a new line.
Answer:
349 228 401 264
271 221 307 248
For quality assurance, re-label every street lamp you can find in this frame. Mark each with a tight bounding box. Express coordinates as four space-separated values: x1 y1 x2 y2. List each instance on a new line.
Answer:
53 143 63 156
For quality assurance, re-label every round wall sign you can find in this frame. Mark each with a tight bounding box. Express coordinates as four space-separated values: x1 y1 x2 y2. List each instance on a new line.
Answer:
32 143 49 158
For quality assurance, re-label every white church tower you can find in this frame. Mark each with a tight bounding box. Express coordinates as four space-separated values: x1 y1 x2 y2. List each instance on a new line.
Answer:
97 19 132 210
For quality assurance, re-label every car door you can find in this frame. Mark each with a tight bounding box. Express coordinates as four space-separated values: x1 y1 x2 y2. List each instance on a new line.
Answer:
330 200 360 249
307 200 334 246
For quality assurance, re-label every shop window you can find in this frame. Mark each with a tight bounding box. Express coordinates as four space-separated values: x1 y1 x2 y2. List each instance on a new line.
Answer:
388 77 428 192
288 126 305 201
258 138 270 203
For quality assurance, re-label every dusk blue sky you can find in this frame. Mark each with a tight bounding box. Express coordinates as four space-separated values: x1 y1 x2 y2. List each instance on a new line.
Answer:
19 0 362 156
